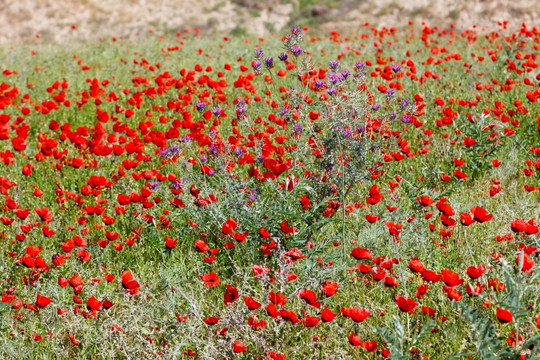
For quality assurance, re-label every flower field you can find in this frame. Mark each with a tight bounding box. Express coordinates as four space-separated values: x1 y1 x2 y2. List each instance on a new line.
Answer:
0 22 539 359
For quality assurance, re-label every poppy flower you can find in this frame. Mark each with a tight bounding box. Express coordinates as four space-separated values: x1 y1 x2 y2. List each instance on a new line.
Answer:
244 297 261 310
363 340 377 352
496 308 513 323
348 332 362 346
516 253 535 273
36 294 51 308
395 296 417 313
321 306 337 322
466 264 486 279
366 184 382 204
199 272 220 287
460 212 475 226
298 289 321 308
416 195 434 207
248 317 267 330
280 220 296 234
86 296 101 314
470 206 493 223
421 306 436 316
121 271 140 293
408 257 424 273
223 285 239 305
165 236 177 249
233 341 247 353
341 306 371 322
303 315 320 327
441 268 464 286
365 214 380 223
321 281 338 297
351 247 372 260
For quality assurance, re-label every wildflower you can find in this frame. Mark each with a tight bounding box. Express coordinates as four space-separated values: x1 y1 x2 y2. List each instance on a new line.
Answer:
278 52 288 61
211 107 222 117
195 101 206 113
329 60 340 71
391 63 401 73
291 45 302 57
252 60 262 75
264 57 274 69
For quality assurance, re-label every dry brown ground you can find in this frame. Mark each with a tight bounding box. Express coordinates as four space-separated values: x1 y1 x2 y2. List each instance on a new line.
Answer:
0 0 538 44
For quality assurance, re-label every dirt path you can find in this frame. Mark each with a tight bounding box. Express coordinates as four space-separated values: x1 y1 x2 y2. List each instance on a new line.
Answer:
0 0 538 44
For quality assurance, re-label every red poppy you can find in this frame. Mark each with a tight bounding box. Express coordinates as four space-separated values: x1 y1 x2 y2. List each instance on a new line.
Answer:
470 206 493 223
244 297 261 310
395 296 417 313
466 264 486 279
223 285 239 305
341 306 371 322
496 308 513 323
408 257 424 273
366 184 382 204
321 306 337 322
348 332 362 346
321 281 338 297
298 289 321 308
441 268 464 286
233 341 247 353
36 294 51 308
199 272 220 287
460 212 475 226
351 247 372 260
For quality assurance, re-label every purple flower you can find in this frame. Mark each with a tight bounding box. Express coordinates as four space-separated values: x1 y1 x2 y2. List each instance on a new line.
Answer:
291 45 302 57
341 69 350 79
211 107 222 117
399 98 410 109
278 52 288 62
252 60 262 74
200 154 208 163
314 80 325 88
237 105 247 119
169 144 180 154
160 148 170 158
234 147 244 156
254 48 263 59
329 60 340 71
291 26 302 36
342 128 352 138
355 61 365 70
294 123 302 133
171 180 182 190
327 88 337 96
207 169 215 176
279 107 289 117
401 114 412 123
371 103 380 111
196 101 206 113
149 181 159 190
391 63 401 73
264 57 274 69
